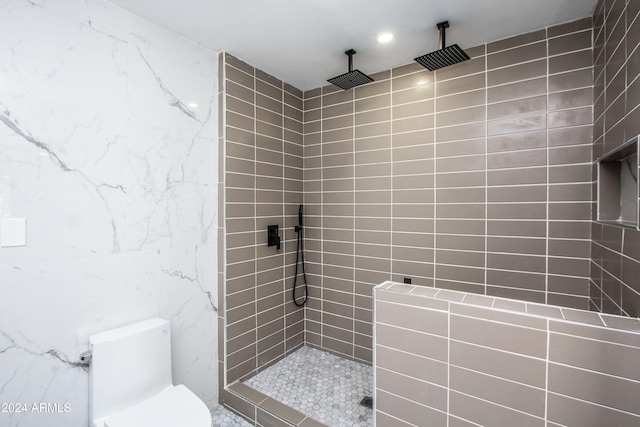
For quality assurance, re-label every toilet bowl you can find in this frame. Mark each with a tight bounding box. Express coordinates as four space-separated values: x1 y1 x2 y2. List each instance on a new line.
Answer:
88 318 212 427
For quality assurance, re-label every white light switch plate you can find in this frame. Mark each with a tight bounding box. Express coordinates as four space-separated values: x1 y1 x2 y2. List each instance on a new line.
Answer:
1 218 27 247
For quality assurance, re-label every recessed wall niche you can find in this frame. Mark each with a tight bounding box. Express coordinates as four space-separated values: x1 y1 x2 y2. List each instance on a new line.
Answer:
597 136 640 229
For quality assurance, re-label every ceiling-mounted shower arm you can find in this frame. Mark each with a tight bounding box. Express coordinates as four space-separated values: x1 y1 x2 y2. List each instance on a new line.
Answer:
437 21 449 49
346 49 356 72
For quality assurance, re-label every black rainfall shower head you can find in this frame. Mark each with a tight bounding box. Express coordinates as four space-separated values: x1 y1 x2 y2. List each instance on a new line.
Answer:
328 70 373 90
328 49 374 90
415 21 470 71
415 44 470 71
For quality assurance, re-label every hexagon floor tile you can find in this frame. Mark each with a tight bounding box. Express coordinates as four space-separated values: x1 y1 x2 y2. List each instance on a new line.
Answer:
211 404 253 426
243 346 373 427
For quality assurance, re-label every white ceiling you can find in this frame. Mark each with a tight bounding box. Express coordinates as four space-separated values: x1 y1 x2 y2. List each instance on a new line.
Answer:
109 0 599 92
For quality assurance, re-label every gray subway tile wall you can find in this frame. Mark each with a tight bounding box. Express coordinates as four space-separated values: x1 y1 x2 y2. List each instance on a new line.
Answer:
303 17 595 363
591 0 640 317
221 52 305 387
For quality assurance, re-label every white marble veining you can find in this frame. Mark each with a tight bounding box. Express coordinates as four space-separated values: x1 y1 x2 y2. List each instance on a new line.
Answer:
0 0 219 426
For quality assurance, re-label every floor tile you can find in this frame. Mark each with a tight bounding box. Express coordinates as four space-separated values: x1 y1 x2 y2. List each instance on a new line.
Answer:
211 404 253 426
243 346 374 427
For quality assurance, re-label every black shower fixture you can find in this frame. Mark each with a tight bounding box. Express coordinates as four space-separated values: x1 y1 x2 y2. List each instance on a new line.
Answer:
415 21 470 71
291 205 308 306
327 49 374 90
267 224 280 250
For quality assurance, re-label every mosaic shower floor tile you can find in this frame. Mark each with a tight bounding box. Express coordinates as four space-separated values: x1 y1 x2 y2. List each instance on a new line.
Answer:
243 346 373 427
211 404 253 426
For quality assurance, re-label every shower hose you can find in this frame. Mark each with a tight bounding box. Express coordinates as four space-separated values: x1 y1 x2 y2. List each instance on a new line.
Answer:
292 205 308 306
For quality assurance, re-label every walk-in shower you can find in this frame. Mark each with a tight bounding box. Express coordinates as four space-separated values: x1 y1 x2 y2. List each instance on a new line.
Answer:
220 4 640 423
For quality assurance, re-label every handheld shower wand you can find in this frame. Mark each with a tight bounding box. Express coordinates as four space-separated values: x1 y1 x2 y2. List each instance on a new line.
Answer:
292 204 308 306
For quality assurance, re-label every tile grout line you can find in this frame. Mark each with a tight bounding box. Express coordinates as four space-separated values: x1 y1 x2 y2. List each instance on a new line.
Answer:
222 53 229 392
390 66 394 291
320 88 325 353
545 25 550 306
253 63 259 377
352 86 356 359
281 79 286 355
544 318 550 424
588 15 596 312
446 302 451 427
484 44 489 297
434 64 438 289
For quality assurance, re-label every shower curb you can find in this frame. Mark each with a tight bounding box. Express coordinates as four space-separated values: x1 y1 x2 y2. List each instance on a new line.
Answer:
222 381 327 427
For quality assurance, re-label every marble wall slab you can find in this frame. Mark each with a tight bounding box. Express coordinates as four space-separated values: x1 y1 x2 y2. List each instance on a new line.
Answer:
0 0 219 425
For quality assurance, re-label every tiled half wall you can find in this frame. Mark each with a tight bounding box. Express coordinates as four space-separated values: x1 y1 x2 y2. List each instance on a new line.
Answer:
374 281 640 427
303 18 595 363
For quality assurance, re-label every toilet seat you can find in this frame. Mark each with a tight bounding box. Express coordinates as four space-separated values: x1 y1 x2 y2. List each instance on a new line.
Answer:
96 384 211 427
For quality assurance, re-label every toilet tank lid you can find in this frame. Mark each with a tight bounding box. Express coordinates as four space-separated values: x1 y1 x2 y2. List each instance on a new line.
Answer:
89 318 168 345
95 385 211 427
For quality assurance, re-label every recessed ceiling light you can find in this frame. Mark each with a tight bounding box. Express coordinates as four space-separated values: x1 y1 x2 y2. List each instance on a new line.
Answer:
377 32 393 43
188 102 198 108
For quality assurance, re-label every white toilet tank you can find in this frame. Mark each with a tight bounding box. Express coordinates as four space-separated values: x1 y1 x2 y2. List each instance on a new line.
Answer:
89 318 173 423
